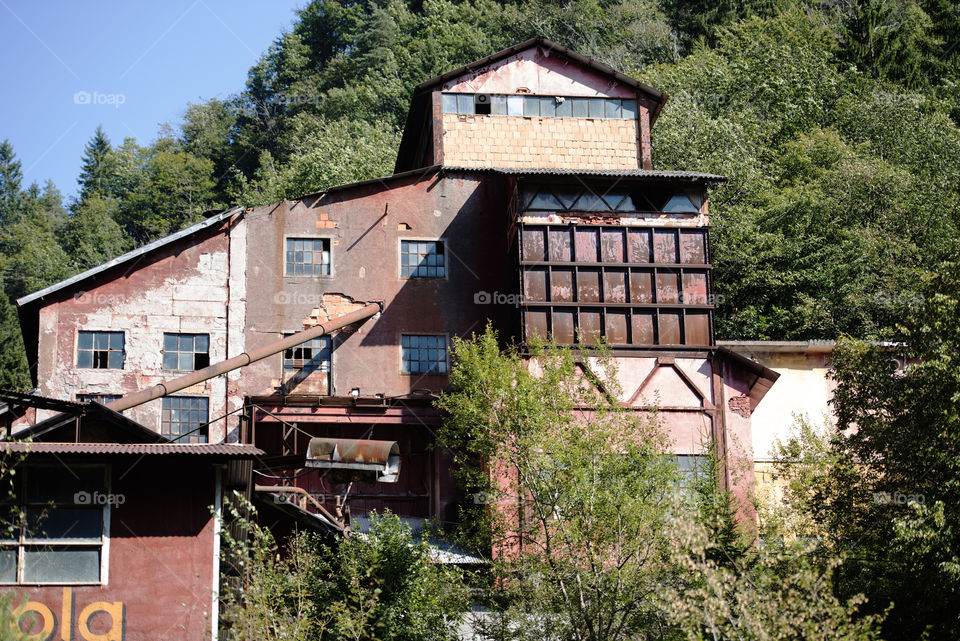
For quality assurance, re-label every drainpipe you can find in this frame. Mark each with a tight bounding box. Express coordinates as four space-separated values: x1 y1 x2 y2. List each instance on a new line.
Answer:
106 303 382 413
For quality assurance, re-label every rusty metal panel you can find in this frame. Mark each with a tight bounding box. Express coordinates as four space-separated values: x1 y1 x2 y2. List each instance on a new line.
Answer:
522 227 546 261
525 309 549 340
549 228 572 261
679 230 706 264
553 309 576 343
685 311 711 345
523 267 548 302
551 268 574 302
630 270 654 303
656 272 680 304
659 312 682 344
605 310 628 344
575 228 598 262
577 269 601 302
603 269 627 303
653 230 677 263
579 309 602 343
628 229 651 263
631 312 655 345
600 229 624 262
681 272 708 305
306 438 401 482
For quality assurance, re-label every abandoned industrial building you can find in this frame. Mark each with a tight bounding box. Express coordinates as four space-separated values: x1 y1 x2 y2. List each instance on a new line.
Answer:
0 37 812 640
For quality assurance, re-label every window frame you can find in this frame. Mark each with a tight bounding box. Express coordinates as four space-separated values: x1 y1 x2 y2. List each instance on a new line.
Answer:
440 92 638 120
282 334 333 375
400 333 449 376
284 236 333 278
398 237 448 280
161 332 211 372
76 331 125 370
0 464 111 586
160 396 210 443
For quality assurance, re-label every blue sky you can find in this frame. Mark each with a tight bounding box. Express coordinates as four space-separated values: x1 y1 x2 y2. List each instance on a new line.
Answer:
0 0 305 201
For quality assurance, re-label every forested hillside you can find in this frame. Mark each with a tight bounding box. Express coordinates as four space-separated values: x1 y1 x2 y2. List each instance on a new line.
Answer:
2 0 959 388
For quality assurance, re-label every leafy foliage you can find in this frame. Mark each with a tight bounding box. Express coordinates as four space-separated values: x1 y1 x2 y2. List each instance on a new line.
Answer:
218 495 467 641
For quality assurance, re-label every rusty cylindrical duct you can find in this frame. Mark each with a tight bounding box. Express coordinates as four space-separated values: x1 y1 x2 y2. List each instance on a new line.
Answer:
106 303 381 413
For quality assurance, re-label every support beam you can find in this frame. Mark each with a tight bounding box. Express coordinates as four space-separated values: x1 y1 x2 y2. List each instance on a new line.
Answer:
107 303 382 413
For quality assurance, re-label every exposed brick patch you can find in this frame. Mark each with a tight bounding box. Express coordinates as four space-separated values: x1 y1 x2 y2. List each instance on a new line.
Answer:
728 394 752 418
303 293 367 331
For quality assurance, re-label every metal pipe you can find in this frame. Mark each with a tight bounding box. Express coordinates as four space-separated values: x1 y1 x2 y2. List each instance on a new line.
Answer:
107 303 381 413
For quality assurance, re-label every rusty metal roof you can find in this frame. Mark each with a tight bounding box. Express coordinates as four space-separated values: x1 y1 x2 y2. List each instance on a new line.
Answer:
442 166 728 182
0 442 264 456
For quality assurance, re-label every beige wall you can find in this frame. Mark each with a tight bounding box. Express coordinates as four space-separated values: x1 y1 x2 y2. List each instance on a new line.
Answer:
442 113 639 170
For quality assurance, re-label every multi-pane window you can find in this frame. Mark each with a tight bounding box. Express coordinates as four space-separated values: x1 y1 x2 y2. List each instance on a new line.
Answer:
285 238 331 276
520 184 702 214
283 336 332 373
0 466 107 584
77 331 124 369
163 333 210 371
675 455 707 494
401 335 448 375
77 394 122 407
401 240 445 278
442 93 638 120
161 397 209 443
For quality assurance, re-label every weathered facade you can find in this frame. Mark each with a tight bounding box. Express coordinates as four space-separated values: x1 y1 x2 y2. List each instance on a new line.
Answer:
0 396 260 640
8 37 784 638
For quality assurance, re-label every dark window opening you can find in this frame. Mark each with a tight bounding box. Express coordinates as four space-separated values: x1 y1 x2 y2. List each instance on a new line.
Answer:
283 336 331 373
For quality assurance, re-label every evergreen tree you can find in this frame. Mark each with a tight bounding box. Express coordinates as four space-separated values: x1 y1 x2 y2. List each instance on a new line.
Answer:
77 125 115 201
0 282 30 391
0 140 23 227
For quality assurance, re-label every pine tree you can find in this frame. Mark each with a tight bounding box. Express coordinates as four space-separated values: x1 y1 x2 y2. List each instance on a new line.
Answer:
77 125 114 201
0 140 23 227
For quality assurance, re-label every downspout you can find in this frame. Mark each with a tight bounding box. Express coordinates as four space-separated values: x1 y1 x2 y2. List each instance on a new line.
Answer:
106 303 382 413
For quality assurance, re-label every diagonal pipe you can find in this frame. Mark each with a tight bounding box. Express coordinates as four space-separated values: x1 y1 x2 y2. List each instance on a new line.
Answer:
106 303 382 413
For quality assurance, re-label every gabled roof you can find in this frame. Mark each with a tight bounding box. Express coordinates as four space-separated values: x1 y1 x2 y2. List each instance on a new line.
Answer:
395 37 669 173
15 207 242 386
413 36 666 105
8 399 167 444
17 207 241 307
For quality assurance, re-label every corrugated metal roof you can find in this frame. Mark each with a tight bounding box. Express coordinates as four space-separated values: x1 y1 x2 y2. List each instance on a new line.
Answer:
16 207 242 307
441 166 728 181
0 442 264 456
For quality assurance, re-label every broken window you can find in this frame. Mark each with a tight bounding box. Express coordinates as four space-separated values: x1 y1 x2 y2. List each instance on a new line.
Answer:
285 238 331 276
400 240 445 278
440 93 639 120
401 335 448 375
283 335 331 373
0 465 107 584
161 396 209 443
162 333 210 371
77 331 124 369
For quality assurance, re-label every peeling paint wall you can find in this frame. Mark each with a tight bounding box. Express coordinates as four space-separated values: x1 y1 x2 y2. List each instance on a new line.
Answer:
32 222 239 442
238 172 513 400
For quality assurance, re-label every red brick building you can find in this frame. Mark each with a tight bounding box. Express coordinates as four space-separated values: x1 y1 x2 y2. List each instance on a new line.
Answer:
8 38 778 639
